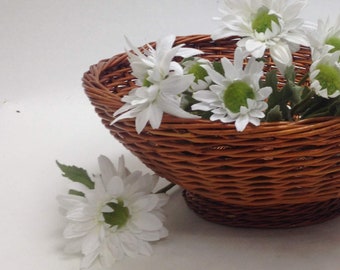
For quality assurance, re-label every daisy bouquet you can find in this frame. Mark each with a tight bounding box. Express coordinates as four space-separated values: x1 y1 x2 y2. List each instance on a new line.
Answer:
113 0 340 133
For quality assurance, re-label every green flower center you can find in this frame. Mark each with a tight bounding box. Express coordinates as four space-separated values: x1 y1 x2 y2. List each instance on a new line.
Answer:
223 81 255 113
325 36 340 53
252 7 280 33
102 200 130 228
143 78 152 87
188 63 208 83
315 63 340 95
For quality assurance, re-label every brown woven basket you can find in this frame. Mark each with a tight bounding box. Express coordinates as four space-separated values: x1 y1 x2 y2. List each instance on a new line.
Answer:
83 35 340 228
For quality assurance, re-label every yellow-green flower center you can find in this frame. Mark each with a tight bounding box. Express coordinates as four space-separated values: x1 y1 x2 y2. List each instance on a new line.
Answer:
223 81 255 113
143 78 152 87
325 36 340 53
315 63 340 95
252 7 280 33
102 200 130 228
188 63 208 83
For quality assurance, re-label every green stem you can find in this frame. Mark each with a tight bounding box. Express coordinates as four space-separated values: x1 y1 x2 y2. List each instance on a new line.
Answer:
155 183 176 194
302 96 340 118
297 72 309 86
291 91 315 116
303 111 330 118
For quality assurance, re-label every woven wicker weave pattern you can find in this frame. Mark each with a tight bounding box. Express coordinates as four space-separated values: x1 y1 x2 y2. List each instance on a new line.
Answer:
183 191 340 228
83 35 340 211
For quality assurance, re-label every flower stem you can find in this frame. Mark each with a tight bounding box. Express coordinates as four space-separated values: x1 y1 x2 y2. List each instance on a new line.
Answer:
291 90 315 117
298 72 309 86
155 183 176 194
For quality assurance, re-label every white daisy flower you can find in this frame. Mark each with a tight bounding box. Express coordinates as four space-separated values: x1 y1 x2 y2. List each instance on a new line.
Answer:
307 15 340 60
182 57 212 91
112 74 200 134
192 48 272 132
57 155 169 269
126 35 202 85
310 50 340 99
113 35 202 133
212 0 309 73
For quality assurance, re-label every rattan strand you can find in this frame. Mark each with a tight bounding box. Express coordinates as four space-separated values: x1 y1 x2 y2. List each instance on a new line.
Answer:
83 35 340 211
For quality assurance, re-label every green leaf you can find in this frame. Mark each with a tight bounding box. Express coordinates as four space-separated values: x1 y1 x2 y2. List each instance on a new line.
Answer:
284 65 296 82
263 70 278 92
188 63 208 83
56 161 94 189
290 88 314 117
213 61 224 75
299 95 337 119
69 189 85 197
263 70 290 120
255 57 266 63
180 90 196 111
291 85 304 104
263 70 279 110
330 97 340 116
266 105 283 122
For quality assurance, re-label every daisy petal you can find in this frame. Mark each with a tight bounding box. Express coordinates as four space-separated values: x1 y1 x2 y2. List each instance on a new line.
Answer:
132 212 163 231
159 96 200 119
98 155 118 184
270 42 292 73
106 176 125 197
80 250 99 269
235 114 250 132
64 221 96 238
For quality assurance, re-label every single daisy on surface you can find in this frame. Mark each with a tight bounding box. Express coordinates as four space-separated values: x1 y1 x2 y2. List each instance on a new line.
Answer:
57 155 169 269
212 0 309 73
192 48 272 132
310 49 340 98
113 35 202 133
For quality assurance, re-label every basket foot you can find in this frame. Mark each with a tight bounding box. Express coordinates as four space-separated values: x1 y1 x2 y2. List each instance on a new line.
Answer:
183 190 340 229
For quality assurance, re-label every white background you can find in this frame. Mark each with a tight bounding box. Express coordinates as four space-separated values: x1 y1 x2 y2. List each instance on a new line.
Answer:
1 0 340 269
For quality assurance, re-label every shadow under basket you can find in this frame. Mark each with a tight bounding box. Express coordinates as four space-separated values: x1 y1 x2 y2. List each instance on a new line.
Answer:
83 35 340 229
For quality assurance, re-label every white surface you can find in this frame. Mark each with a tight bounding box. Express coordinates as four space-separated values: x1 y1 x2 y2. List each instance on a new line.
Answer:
1 0 340 269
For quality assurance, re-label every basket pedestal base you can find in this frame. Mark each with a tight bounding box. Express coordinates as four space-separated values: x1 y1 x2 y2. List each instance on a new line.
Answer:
183 191 340 229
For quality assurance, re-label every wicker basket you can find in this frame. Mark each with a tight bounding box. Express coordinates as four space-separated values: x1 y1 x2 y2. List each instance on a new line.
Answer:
83 35 340 228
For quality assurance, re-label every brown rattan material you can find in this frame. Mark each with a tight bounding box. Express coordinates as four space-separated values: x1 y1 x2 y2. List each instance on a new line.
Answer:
83 35 340 228
183 191 340 228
